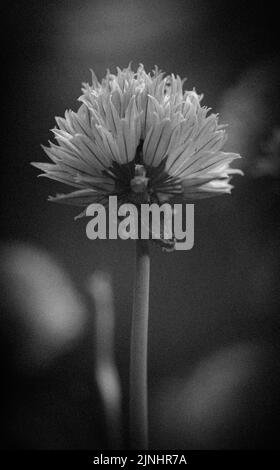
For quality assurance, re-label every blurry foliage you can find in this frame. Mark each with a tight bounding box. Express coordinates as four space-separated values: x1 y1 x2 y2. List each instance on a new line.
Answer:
252 128 280 178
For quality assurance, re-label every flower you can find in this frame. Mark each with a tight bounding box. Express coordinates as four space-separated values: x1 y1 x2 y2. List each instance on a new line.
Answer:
32 64 242 219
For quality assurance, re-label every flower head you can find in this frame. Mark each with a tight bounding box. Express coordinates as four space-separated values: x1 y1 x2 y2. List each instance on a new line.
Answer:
32 64 242 219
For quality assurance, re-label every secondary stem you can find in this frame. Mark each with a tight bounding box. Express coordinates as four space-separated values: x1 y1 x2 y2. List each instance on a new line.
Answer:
129 238 150 449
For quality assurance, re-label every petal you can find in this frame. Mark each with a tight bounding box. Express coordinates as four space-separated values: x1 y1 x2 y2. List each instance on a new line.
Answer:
75 174 116 192
177 151 241 179
182 177 234 199
38 172 83 188
109 99 140 164
143 118 173 167
48 188 107 206
167 131 227 177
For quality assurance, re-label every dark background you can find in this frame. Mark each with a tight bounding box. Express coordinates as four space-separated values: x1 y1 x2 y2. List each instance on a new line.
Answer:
1 0 280 449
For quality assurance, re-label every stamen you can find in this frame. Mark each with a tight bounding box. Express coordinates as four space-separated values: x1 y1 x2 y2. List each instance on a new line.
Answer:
130 165 149 193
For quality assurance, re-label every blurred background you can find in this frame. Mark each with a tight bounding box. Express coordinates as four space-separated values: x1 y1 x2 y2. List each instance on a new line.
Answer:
1 0 280 449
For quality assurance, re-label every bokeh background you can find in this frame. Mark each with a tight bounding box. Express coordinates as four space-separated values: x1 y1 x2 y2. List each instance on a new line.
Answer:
1 0 280 449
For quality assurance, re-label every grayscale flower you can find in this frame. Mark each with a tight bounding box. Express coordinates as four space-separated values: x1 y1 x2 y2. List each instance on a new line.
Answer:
32 64 242 220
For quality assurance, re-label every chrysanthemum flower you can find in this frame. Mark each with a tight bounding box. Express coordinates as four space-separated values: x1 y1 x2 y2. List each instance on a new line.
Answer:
32 64 242 218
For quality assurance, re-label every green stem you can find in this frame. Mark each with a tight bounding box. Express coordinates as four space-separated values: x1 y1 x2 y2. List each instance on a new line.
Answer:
129 239 150 449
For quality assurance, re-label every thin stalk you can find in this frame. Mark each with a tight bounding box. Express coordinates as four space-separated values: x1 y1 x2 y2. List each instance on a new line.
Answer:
129 239 150 449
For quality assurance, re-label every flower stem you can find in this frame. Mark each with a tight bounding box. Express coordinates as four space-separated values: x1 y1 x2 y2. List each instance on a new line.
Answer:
129 239 150 449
